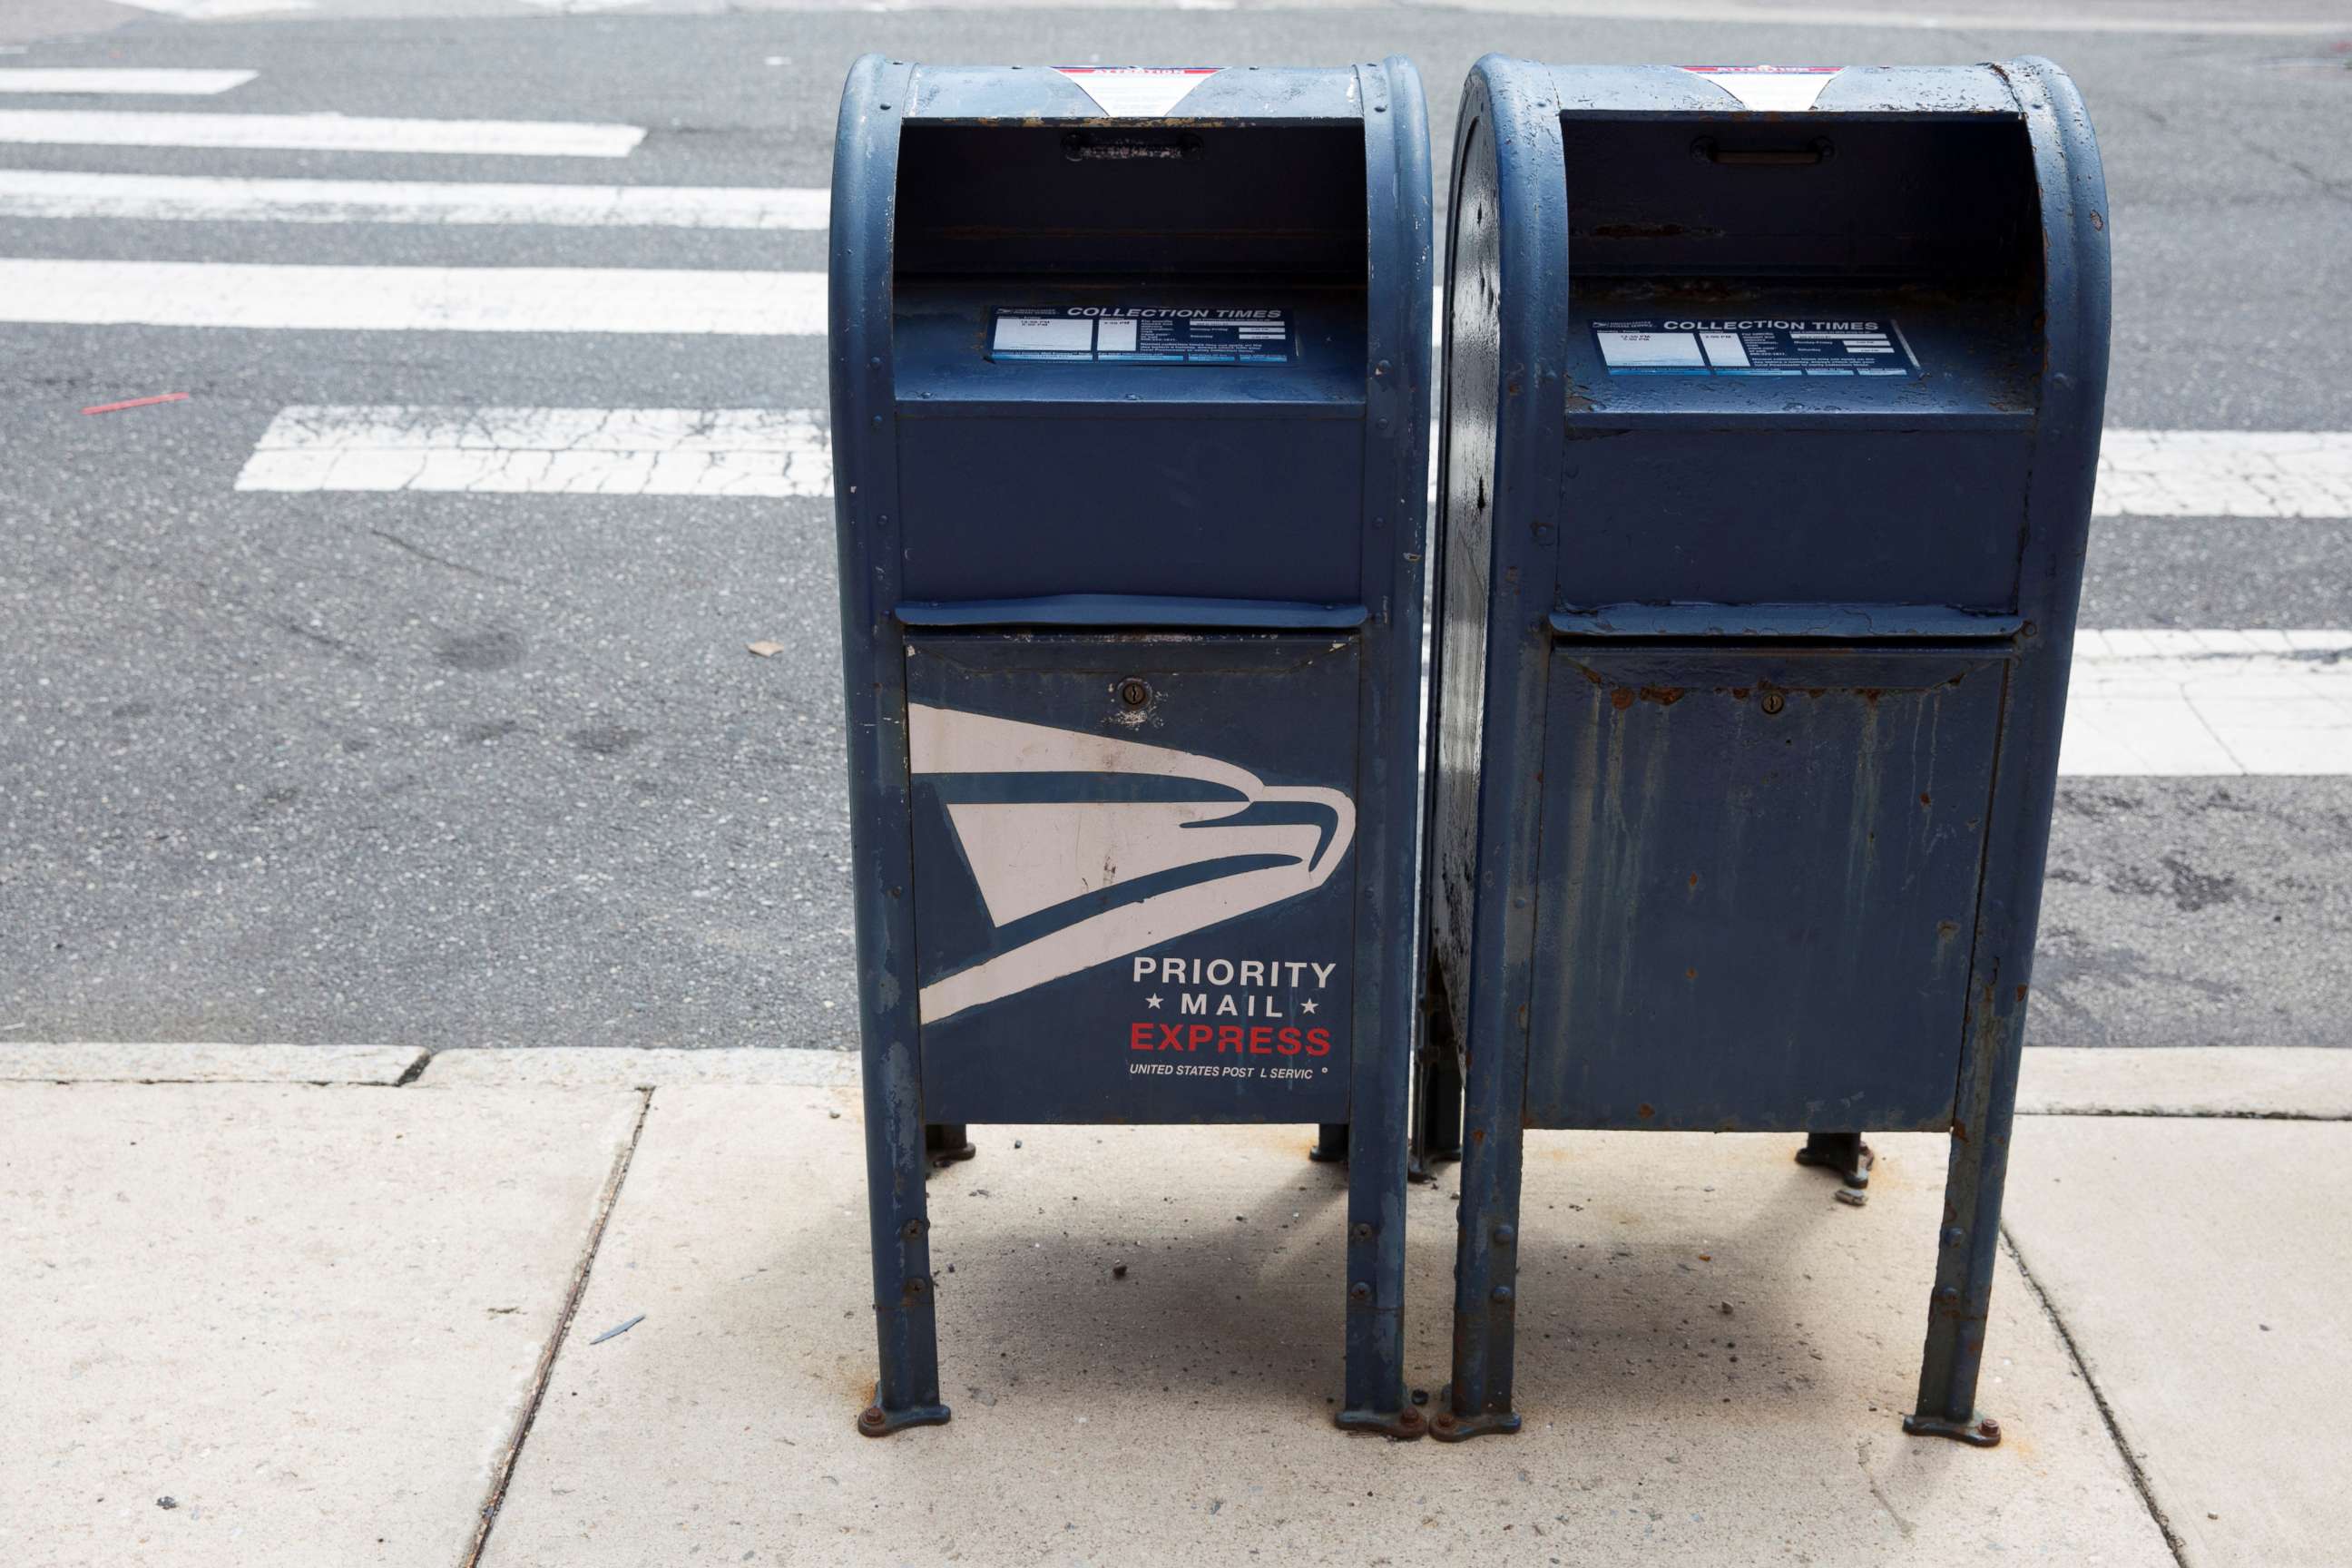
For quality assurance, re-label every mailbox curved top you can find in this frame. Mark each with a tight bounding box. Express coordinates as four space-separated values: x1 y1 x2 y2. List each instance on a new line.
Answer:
878 62 1390 124
829 54 1433 622
1446 54 2110 624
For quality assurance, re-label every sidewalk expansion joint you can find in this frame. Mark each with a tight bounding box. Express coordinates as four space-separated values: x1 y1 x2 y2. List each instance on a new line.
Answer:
1999 1228 2190 1567
462 1083 653 1568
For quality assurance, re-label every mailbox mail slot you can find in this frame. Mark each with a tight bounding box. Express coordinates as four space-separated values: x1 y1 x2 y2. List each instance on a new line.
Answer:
1420 56 2110 1445
830 56 1434 1438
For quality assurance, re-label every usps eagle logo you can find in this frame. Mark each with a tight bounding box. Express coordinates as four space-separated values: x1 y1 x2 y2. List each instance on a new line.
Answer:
908 704 1354 1024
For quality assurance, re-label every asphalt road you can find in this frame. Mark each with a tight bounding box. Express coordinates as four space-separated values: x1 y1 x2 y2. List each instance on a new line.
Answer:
2 0 2347 1052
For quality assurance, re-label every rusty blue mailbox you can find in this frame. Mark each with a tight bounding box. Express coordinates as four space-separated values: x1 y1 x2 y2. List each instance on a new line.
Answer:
1421 57 2109 1443
829 55 1434 1436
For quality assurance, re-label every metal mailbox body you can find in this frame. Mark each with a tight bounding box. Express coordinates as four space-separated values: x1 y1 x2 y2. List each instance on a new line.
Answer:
829 55 1434 1436
1423 56 2109 1442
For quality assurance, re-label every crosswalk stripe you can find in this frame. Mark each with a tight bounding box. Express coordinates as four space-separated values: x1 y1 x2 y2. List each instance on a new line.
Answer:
112 0 311 15
0 171 827 230
224 400 2352 779
113 0 312 15
235 407 829 495
0 109 643 158
0 260 824 334
2060 631 2352 777
0 245 2343 528
2098 430 2352 519
0 69 259 96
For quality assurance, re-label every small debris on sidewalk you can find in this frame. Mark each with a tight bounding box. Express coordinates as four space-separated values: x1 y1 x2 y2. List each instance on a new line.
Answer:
156 1496 179 1511
83 393 190 416
746 641 784 658
589 1313 645 1345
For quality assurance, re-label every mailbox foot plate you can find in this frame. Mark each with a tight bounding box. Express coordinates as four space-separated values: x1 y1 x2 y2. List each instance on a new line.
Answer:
1901 1409 2002 1447
1425 1386 1522 1442
858 1393 953 1438
1334 1404 1427 1440
1426 1407 1522 1443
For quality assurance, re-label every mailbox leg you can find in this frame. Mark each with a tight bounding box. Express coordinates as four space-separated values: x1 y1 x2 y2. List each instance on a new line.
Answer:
1432 1042 1525 1441
1409 1036 1464 1182
1333 985 1422 1437
1796 1132 1873 1191
1906 1002 2024 1448
1334 1116 1424 1438
1308 1122 1351 1163
858 1042 951 1438
926 1122 976 1168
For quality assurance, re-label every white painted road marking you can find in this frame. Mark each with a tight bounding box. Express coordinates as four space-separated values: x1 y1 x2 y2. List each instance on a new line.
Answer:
0 171 826 230
0 69 259 96
110 0 310 15
2097 430 2352 519
2060 631 2352 777
1316 1 2352 37
0 109 644 158
0 260 825 335
235 407 830 496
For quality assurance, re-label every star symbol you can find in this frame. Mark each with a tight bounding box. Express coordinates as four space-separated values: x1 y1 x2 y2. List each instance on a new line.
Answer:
1144 993 1164 1010
1299 997 1318 1014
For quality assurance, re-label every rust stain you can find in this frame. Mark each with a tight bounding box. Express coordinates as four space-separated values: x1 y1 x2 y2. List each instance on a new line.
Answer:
1611 688 1634 710
1919 792 1933 807
2014 984 2029 1004
1684 967 1697 981
1636 1102 1655 1121
1637 685 1685 707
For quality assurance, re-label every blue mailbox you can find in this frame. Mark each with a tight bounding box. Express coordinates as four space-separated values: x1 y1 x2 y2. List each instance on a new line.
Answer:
829 56 1434 1437
1421 57 2109 1444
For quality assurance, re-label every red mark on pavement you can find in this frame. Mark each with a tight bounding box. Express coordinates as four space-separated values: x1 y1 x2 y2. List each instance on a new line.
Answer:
82 393 190 416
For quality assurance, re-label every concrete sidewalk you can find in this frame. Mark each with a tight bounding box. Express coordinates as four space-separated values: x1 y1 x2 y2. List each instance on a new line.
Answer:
6 1045 2348 1567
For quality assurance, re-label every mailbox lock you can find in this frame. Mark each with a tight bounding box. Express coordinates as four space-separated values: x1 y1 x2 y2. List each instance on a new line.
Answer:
1759 691 1786 716
1118 678 1152 710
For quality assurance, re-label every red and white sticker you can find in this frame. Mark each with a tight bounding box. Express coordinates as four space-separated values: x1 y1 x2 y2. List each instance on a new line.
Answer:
1680 64 1845 113
1054 65 1220 118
